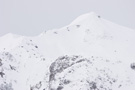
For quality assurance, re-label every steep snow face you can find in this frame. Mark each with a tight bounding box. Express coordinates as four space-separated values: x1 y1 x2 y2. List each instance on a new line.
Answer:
0 12 135 90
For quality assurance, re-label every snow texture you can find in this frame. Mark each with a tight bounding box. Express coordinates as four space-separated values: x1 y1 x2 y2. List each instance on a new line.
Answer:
0 12 135 90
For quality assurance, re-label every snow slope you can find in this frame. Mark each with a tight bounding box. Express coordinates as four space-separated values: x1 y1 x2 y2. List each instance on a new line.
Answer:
0 12 135 90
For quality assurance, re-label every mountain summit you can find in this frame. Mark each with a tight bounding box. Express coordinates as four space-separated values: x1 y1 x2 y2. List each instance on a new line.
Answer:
70 12 99 25
0 12 135 90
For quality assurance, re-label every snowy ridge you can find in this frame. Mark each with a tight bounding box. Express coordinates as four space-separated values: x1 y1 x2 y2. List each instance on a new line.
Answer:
0 12 135 90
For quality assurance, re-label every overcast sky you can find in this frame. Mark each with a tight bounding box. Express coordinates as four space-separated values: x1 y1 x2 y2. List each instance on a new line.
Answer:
0 0 135 36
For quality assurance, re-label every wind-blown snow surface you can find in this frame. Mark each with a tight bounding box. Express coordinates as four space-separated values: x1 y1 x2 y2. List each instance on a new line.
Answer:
0 12 135 90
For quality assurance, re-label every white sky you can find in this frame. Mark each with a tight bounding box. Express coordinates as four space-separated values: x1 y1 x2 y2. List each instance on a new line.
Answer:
0 0 135 36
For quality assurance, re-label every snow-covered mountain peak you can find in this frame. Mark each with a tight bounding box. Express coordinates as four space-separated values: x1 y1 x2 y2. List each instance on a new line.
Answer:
0 33 21 38
70 12 99 25
0 12 135 90
1 33 13 37
0 33 24 51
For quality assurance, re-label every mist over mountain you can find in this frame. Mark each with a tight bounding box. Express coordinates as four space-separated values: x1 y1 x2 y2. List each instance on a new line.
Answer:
0 12 135 90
